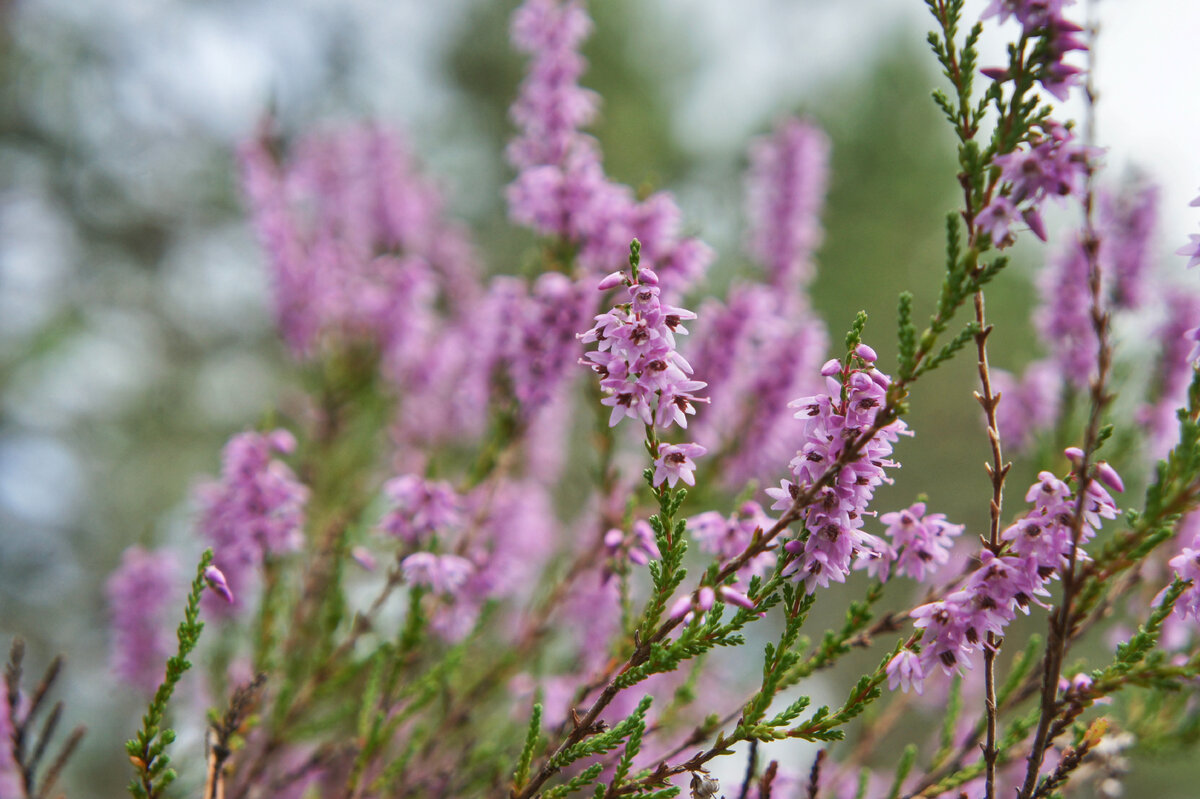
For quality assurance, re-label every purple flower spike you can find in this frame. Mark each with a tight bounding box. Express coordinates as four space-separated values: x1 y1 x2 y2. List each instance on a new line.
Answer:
106 547 179 693
765 345 910 593
196 430 308 616
745 117 830 292
204 565 235 604
654 443 707 488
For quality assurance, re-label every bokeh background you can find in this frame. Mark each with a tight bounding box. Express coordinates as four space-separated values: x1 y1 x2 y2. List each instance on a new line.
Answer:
2 0 1199 795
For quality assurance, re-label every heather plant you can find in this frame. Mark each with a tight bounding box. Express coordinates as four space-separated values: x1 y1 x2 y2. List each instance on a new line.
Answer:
6 1 1200 798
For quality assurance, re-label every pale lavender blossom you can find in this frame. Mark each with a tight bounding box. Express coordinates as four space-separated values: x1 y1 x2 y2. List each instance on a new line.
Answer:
106 546 179 693
1035 237 1095 389
898 464 1120 689
505 0 712 292
501 272 593 415
765 351 910 593
239 123 479 358
867 502 964 583
203 565 235 604
196 430 308 616
992 361 1062 454
981 2 1086 100
687 502 776 578
603 520 661 576
745 117 830 292
1164 546 1200 622
654 443 706 488
1179 189 1200 267
378 475 462 545
1137 289 1200 459
401 553 475 596
1100 182 1158 310
686 285 828 488
1178 235 1200 269
886 648 924 694
979 123 1094 246
580 266 709 486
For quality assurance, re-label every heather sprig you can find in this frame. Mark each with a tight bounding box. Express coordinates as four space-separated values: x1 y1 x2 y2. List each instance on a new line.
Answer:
3 639 86 799
126 549 221 799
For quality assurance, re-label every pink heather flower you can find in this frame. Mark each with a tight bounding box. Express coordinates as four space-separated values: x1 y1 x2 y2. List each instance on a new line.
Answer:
106 546 179 693
685 285 828 488
350 546 378 571
976 195 1021 245
1100 182 1158 310
196 430 308 616
991 361 1062 454
668 594 694 621
1137 289 1200 460
378 475 462 545
697 586 716 611
718 585 758 611
688 502 777 578
1095 461 1124 493
1178 234 1200 269
869 502 964 583
603 520 661 579
983 123 1095 249
654 443 706 488
886 649 924 694
499 272 594 416
581 266 710 488
1164 547 1200 621
505 1 711 292
745 117 830 292
897 469 1120 685
764 350 910 593
203 565 235 604
981 2 1086 100
401 553 475 596
1035 237 1096 390
239 123 479 358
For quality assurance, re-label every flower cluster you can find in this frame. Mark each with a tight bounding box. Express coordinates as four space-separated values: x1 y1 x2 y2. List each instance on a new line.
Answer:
688 501 777 579
378 474 463 545
1101 182 1159 310
239 124 479 358
603 520 661 580
889 458 1121 689
506 0 712 291
982 0 1087 100
862 502 965 583
764 346 910 593
195 429 308 614
745 117 830 293
579 262 708 486
105 546 179 693
977 123 1094 246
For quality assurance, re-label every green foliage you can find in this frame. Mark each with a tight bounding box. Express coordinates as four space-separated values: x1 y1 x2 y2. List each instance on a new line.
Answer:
513 703 544 791
126 549 215 799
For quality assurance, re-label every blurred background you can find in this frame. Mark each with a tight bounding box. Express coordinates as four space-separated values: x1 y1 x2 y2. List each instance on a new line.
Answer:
2 0 1199 795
